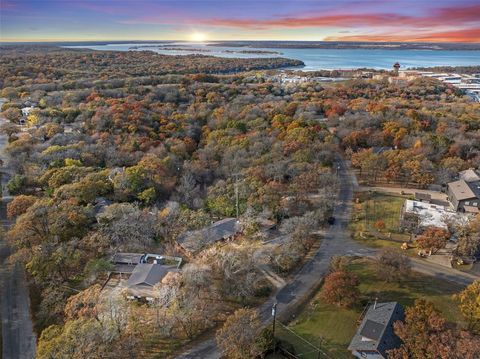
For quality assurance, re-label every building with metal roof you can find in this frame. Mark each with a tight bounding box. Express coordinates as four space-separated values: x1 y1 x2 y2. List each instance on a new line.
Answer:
348 302 404 359
176 218 239 255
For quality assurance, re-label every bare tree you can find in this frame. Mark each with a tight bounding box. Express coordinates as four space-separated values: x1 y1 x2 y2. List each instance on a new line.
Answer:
376 248 411 282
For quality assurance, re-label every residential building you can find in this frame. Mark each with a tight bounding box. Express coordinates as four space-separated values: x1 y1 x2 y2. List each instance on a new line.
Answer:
176 218 240 255
348 302 404 359
126 263 178 301
447 169 480 213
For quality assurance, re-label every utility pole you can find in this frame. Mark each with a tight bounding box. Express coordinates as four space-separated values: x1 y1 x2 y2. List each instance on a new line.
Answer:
233 172 241 219
235 178 239 219
364 197 368 228
272 302 277 353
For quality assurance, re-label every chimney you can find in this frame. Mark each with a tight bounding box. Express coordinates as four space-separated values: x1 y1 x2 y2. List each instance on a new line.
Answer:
374 298 378 310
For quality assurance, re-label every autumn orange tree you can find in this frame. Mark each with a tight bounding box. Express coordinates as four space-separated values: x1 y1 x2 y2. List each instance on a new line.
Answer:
454 281 480 334
6 194 37 218
416 227 450 254
321 270 360 308
374 219 386 231
388 299 480 359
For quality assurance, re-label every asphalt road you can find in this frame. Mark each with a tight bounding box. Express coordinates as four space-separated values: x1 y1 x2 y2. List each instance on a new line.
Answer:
408 257 478 286
0 259 37 359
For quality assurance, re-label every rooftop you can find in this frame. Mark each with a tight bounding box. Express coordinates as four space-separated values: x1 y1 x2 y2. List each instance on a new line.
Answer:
348 302 404 357
127 263 176 287
448 180 478 201
176 218 239 253
403 199 464 229
112 252 145 265
459 169 480 183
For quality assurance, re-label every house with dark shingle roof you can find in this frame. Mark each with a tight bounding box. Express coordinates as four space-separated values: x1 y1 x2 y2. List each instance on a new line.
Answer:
176 218 239 255
348 302 404 359
447 169 480 213
126 263 178 301
127 263 170 287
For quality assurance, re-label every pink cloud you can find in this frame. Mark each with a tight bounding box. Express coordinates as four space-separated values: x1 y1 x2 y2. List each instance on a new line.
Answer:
326 28 480 43
0 1 17 10
202 13 412 29
196 3 480 39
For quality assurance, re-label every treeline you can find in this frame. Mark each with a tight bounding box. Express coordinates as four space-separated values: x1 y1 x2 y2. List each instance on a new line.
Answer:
412 65 480 74
0 45 303 89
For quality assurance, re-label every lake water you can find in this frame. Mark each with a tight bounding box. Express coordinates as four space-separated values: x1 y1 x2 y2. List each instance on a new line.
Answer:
64 42 480 71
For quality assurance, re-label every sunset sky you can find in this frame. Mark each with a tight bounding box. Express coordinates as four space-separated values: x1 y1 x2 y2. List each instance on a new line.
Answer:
1 0 479 43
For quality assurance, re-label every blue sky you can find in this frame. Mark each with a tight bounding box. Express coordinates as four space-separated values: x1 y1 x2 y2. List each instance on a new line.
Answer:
1 0 479 42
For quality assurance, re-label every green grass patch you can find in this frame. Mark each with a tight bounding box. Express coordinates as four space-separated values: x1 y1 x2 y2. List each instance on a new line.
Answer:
350 192 412 249
288 258 464 357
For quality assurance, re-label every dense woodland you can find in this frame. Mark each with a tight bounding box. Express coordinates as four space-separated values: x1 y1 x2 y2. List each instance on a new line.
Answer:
1 46 479 358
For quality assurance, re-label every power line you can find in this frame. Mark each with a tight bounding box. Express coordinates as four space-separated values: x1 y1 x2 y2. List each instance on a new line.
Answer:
276 322 333 359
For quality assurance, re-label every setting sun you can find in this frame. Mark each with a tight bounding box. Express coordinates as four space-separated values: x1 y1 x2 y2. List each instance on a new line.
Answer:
190 32 207 42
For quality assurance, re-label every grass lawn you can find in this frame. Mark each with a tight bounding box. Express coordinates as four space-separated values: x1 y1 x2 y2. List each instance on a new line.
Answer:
288 258 465 358
350 192 412 250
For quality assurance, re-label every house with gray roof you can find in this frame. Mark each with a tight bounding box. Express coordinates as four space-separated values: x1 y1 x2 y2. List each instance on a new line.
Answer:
447 169 480 213
126 263 178 301
348 302 404 359
127 263 170 287
176 218 239 255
